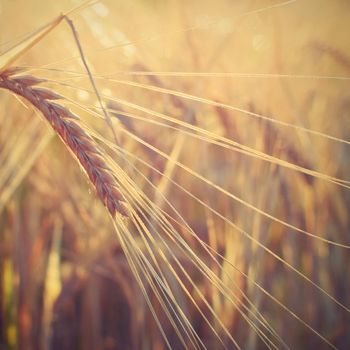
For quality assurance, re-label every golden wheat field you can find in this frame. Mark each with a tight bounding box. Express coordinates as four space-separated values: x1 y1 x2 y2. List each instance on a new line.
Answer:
0 0 350 349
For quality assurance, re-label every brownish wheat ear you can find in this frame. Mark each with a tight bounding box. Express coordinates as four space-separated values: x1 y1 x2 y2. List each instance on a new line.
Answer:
0 68 128 217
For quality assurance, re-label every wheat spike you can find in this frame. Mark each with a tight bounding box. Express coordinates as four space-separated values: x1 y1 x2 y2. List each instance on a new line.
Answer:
0 68 128 217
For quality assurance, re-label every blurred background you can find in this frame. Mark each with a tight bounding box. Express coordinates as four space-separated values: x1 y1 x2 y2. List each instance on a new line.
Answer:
1 0 350 349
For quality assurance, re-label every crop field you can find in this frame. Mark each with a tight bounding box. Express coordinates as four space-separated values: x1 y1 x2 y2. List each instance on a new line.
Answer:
0 1 350 349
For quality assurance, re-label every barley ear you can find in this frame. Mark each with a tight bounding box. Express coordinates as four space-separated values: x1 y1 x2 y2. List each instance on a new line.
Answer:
0 70 128 218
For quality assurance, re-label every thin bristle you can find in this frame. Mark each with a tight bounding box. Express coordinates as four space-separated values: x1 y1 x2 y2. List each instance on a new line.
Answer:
0 69 128 217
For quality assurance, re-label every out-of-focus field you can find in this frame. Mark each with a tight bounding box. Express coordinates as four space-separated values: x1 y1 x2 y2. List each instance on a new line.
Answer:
1 0 350 349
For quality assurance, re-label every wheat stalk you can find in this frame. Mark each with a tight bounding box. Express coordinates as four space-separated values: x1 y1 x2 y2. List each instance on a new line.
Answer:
0 68 128 217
